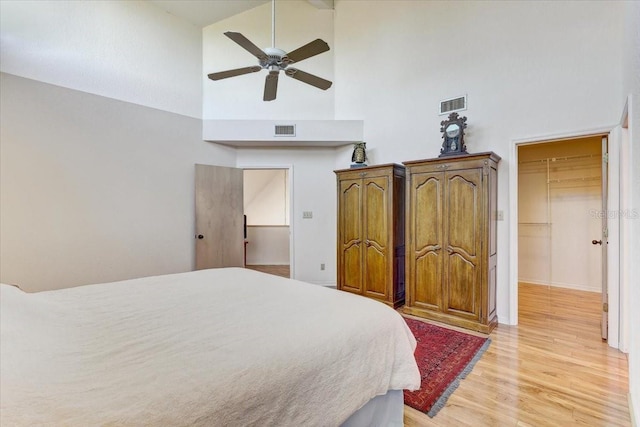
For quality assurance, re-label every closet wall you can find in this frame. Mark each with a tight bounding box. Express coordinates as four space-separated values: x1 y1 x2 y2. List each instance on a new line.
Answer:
518 137 603 292
243 169 290 266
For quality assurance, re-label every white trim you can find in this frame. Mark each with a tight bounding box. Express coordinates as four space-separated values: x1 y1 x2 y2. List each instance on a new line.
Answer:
508 138 519 325
509 125 619 334
607 127 621 349
238 164 295 280
630 392 638 427
309 281 337 287
511 126 616 145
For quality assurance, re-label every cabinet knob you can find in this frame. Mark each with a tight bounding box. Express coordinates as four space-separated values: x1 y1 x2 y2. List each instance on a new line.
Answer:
436 164 450 170
196 234 204 240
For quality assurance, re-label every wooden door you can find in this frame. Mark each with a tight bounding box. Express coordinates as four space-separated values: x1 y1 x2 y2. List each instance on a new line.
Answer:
195 164 244 269
363 175 389 299
338 178 363 293
443 168 483 321
408 172 444 311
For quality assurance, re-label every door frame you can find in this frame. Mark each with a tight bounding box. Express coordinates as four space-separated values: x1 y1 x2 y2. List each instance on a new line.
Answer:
509 125 624 349
238 164 294 279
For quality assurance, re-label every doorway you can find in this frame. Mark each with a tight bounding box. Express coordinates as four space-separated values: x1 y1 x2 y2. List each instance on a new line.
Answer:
243 168 292 278
516 135 606 338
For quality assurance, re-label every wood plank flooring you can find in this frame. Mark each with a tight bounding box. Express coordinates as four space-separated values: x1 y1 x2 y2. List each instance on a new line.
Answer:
404 283 630 426
245 264 290 278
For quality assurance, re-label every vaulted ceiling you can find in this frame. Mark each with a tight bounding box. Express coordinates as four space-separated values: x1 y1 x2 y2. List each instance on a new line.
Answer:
147 0 333 28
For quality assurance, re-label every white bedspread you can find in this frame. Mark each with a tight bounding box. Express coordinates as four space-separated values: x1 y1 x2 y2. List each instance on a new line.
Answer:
1 268 420 426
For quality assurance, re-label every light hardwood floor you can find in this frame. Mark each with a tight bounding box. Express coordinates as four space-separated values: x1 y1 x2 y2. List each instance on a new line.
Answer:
404 283 630 426
245 264 290 278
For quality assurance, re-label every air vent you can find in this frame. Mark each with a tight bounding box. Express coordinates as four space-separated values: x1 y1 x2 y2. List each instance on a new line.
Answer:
439 95 467 115
274 125 296 137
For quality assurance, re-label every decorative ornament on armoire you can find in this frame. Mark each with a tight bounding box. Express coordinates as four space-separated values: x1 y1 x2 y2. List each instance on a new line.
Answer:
206 0 332 101
351 142 368 168
439 112 468 157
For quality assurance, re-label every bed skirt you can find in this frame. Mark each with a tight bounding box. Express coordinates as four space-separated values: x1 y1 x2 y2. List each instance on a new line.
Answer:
341 389 404 427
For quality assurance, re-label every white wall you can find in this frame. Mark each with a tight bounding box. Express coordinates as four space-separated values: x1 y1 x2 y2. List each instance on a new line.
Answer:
0 73 236 291
333 0 625 324
237 148 337 285
622 1 640 424
245 226 290 265
0 0 202 118
0 0 235 291
244 169 289 225
202 0 334 120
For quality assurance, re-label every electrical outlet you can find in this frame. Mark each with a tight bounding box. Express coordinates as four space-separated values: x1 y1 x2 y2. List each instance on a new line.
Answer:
497 210 504 221
320 263 325 271
303 211 313 219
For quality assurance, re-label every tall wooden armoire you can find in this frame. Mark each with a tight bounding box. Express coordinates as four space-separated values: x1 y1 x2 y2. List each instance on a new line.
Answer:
403 152 500 333
335 164 405 308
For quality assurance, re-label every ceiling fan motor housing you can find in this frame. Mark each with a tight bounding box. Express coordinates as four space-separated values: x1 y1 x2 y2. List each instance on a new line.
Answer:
261 47 288 70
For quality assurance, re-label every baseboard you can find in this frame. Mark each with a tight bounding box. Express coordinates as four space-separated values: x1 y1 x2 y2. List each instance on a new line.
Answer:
246 263 290 266
307 281 336 288
518 278 600 293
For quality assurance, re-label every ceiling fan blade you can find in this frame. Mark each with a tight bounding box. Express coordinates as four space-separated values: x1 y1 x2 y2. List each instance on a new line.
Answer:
208 66 262 81
263 71 279 101
224 31 268 61
285 68 332 90
285 39 330 64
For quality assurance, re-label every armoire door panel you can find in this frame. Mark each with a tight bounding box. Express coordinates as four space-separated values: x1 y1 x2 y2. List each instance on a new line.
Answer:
343 243 362 292
364 245 386 296
414 251 442 309
446 172 480 257
364 178 388 250
413 175 442 251
340 181 362 244
445 252 478 318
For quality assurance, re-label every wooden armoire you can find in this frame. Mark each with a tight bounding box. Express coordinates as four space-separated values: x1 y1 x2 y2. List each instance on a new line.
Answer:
334 164 405 308
402 152 500 333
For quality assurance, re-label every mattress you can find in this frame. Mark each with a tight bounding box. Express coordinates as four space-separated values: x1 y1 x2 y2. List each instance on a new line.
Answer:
0 268 420 426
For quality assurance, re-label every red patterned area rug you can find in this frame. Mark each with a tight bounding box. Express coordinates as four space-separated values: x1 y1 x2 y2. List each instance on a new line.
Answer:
403 317 491 417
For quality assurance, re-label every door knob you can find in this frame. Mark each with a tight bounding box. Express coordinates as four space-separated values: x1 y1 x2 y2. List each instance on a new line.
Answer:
197 234 204 240
592 239 602 245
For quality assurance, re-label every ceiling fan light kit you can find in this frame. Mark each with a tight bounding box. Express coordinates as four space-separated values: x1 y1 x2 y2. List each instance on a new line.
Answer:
207 0 332 101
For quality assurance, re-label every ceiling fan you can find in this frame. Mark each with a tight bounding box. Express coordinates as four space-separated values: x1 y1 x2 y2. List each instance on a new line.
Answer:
207 0 332 101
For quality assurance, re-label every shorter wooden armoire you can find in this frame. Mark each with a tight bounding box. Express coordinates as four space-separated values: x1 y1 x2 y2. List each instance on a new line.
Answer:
335 164 405 308
403 152 500 333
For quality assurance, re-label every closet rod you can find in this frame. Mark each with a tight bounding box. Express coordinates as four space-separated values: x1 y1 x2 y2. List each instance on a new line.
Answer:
519 153 599 165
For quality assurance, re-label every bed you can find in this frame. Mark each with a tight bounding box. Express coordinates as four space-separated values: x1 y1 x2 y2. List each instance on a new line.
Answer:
0 267 420 426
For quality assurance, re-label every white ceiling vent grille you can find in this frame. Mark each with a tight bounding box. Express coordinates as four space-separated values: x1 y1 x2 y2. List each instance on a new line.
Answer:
274 125 296 137
439 95 467 115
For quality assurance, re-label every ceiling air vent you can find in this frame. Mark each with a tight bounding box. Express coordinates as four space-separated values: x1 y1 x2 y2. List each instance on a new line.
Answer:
439 95 467 115
274 125 296 137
